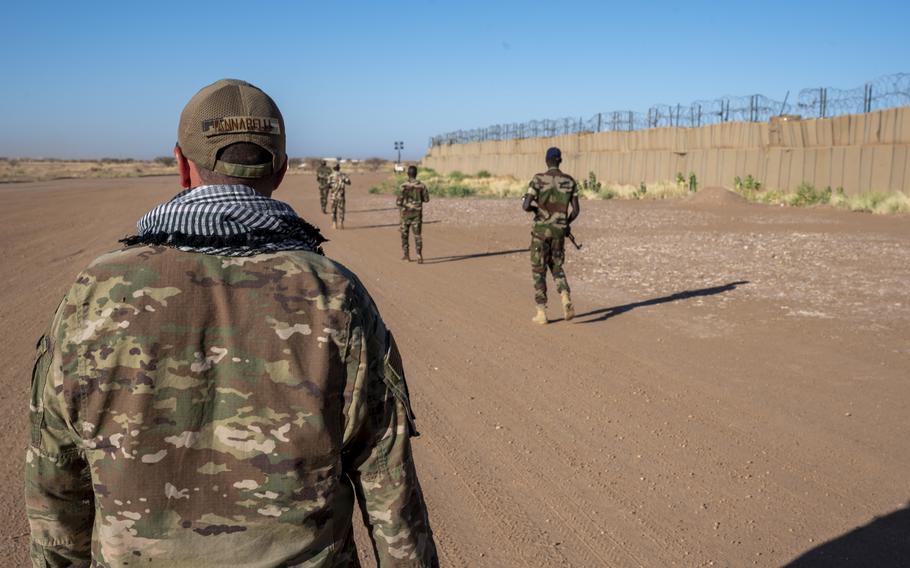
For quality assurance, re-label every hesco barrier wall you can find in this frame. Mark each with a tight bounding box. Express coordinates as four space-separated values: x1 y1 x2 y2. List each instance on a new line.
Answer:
422 107 910 195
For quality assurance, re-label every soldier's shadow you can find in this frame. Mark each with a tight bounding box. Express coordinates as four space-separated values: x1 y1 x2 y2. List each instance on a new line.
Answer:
421 248 528 265
559 280 749 324
346 220 442 230
346 207 400 213
783 504 910 567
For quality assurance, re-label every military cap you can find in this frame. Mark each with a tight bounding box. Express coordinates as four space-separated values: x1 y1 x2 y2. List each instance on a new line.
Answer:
178 79 285 178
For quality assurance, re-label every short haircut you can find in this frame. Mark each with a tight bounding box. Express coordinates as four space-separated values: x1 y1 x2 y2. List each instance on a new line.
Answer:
407 165 418 177
196 142 274 185
546 156 561 168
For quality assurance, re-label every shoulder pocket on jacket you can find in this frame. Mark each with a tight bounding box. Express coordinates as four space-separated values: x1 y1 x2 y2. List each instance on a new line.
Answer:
382 332 420 437
29 335 52 445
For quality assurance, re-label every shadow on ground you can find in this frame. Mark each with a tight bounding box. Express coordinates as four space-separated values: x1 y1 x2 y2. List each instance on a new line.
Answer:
346 207 399 213
422 248 528 265
783 504 910 567
346 220 441 230
566 281 750 324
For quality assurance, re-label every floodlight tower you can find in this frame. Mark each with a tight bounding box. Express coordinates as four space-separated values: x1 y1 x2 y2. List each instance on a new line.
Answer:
394 141 403 165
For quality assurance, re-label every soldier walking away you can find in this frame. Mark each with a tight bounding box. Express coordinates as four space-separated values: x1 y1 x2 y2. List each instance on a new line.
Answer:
397 165 429 263
315 159 332 213
328 163 350 229
522 147 580 324
25 78 438 568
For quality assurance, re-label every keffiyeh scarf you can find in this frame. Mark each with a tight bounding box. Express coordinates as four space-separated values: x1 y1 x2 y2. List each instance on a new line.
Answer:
120 184 326 256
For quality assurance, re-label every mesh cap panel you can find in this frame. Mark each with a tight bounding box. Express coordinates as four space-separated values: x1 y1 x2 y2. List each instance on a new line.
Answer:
178 79 286 177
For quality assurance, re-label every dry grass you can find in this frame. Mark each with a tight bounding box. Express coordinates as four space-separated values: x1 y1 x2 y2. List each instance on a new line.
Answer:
369 168 527 198
0 159 176 183
370 169 696 202
289 160 401 176
734 182 910 215
579 181 691 201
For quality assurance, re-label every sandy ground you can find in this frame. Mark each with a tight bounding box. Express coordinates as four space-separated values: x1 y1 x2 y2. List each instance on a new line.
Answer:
1 174 908 567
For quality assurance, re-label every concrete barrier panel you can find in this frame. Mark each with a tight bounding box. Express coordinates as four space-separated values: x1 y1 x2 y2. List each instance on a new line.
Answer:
424 108 909 195
871 145 894 191
890 145 908 192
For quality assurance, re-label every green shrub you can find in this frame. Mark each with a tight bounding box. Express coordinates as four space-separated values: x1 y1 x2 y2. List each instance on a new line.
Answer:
583 171 602 191
789 182 831 206
688 172 697 192
446 184 475 197
851 192 889 212
598 186 617 199
449 170 467 181
419 167 438 176
368 186 381 194
735 175 762 191
476 170 492 178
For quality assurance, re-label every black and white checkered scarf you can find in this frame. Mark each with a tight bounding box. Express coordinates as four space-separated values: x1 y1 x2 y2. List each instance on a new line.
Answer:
120 184 326 256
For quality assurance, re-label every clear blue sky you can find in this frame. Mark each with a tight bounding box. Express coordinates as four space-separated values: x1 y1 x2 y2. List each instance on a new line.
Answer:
1 0 907 161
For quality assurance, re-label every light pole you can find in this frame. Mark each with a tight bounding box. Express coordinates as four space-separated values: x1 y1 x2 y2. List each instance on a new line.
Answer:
394 141 403 165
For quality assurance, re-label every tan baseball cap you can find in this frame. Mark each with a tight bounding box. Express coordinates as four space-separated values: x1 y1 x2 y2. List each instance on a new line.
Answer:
177 79 286 178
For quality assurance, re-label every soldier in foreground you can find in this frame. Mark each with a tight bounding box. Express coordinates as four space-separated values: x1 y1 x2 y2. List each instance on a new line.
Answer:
328 162 351 229
522 147 580 324
315 159 332 213
25 78 438 567
397 165 430 263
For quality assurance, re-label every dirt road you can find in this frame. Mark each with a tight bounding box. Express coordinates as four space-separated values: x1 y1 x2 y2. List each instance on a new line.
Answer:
2 174 908 566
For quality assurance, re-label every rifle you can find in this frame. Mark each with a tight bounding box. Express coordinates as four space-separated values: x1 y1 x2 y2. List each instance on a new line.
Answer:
565 226 582 250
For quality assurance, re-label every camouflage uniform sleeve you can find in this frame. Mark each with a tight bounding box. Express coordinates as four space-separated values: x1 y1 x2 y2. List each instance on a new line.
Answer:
526 174 540 198
420 183 429 203
25 295 94 567
396 184 405 208
342 288 438 567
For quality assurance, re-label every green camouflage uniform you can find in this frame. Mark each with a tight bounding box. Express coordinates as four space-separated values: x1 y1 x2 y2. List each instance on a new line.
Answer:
396 180 429 257
526 167 577 306
328 171 350 226
26 246 438 567
316 165 332 213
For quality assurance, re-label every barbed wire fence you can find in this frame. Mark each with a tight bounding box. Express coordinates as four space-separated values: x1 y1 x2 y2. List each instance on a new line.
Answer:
429 73 910 147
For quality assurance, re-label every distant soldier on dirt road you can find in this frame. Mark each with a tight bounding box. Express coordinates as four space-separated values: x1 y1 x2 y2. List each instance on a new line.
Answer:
397 165 430 263
328 163 350 229
522 146 580 324
25 78 438 567
315 159 332 213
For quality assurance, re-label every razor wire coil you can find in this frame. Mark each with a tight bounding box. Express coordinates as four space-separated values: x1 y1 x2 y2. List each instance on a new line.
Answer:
429 73 910 147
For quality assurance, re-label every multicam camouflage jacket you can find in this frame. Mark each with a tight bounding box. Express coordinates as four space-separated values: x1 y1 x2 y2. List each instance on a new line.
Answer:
396 181 429 216
525 167 578 238
316 165 332 187
26 245 438 567
328 172 350 200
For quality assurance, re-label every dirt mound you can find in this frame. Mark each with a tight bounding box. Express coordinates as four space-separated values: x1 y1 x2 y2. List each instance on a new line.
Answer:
687 185 748 207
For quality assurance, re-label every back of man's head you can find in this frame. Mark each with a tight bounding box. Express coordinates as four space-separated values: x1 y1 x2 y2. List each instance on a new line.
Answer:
407 165 417 178
545 146 562 169
333 163 340 171
177 79 286 190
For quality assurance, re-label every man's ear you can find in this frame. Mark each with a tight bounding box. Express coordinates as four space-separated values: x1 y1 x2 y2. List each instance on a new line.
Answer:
174 146 192 189
272 156 289 193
